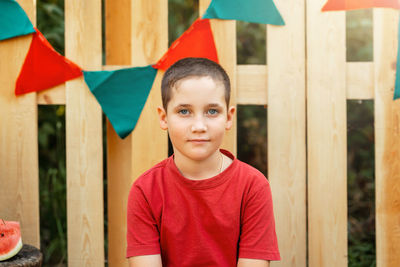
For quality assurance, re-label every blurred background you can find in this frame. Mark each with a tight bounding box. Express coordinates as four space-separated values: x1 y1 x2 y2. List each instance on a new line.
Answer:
37 0 375 266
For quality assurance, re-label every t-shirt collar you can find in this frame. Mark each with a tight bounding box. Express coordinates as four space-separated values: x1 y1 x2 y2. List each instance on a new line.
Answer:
167 149 238 190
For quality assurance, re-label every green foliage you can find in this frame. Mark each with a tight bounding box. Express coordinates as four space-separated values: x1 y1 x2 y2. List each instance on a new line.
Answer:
347 100 375 267
348 235 376 267
237 22 266 64
237 106 268 176
37 1 66 265
38 106 67 266
168 0 198 45
37 0 65 55
346 10 373 62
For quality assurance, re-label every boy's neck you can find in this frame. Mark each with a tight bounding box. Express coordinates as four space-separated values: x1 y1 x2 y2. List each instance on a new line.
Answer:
173 150 230 180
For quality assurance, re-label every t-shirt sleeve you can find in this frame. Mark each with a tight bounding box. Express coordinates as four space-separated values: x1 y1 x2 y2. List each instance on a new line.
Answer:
238 179 281 261
126 183 161 258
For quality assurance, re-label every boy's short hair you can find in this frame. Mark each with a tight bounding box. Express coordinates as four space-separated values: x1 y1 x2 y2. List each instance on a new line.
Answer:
161 57 231 110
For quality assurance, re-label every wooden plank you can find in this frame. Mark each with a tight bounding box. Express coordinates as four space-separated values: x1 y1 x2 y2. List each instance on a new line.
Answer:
306 0 348 266
199 0 237 155
35 62 375 106
105 0 131 66
37 84 65 105
237 65 267 105
104 2 133 266
106 1 168 266
65 0 104 265
106 123 133 267
267 0 306 266
347 62 374 100
130 0 168 188
0 0 39 247
373 9 400 267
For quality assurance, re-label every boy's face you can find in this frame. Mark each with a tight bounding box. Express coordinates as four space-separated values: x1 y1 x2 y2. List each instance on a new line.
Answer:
158 76 235 162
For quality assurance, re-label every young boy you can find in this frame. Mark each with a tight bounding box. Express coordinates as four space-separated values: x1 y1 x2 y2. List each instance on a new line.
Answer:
126 58 280 267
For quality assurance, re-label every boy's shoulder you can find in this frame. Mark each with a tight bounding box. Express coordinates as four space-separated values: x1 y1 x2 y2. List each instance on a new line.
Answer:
234 158 270 187
133 157 171 186
219 149 270 189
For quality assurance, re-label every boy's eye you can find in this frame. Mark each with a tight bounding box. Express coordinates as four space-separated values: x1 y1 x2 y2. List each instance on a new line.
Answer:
207 109 218 115
178 109 189 115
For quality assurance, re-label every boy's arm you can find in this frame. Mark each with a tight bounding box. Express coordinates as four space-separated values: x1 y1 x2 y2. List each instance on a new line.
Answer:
237 258 270 267
128 255 162 267
127 185 161 261
238 180 280 262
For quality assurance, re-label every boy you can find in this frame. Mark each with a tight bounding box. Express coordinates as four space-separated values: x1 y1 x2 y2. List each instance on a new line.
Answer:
127 58 280 267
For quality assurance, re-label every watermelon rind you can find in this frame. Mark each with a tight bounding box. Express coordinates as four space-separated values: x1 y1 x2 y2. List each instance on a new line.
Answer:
0 237 22 261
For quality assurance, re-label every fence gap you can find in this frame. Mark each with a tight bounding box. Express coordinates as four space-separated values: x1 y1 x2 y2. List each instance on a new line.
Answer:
346 10 373 62
36 1 67 265
347 99 376 266
168 0 199 46
237 105 268 177
100 2 108 264
38 105 67 266
237 22 266 65
37 0 65 55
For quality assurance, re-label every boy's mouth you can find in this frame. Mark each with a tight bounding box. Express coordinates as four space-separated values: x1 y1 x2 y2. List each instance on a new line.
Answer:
188 139 210 143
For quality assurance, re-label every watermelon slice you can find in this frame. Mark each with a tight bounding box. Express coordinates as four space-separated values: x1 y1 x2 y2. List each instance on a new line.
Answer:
0 220 23 261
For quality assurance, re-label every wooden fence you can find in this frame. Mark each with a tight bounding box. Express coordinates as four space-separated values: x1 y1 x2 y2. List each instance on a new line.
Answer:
0 0 399 266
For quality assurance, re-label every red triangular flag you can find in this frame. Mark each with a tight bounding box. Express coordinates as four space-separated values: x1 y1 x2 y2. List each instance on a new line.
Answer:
153 18 218 70
322 0 400 11
15 28 82 95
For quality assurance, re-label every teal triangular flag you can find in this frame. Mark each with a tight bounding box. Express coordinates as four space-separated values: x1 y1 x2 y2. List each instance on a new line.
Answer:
0 0 35 41
395 15 400 100
203 0 284 25
83 65 157 139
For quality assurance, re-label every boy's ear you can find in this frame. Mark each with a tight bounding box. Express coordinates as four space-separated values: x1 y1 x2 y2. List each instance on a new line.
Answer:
225 106 236 130
157 106 168 130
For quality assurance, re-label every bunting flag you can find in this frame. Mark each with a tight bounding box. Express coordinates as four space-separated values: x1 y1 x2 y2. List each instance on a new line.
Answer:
0 0 35 41
202 0 284 25
322 0 400 11
83 65 157 138
15 28 82 95
153 18 218 70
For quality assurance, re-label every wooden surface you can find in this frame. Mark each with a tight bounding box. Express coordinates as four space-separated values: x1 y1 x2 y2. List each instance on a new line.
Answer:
306 0 348 266
37 84 65 105
267 0 306 266
130 0 168 177
237 65 267 105
0 244 42 267
65 0 104 266
129 0 169 264
105 1 133 267
105 0 132 66
347 62 374 100
199 0 237 155
373 9 400 267
0 0 39 248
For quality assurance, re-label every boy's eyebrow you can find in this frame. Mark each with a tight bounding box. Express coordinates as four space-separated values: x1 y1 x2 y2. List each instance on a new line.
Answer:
173 103 223 108
207 103 222 107
174 104 192 108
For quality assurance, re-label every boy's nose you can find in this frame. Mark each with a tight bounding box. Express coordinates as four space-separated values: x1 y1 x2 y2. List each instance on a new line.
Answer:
191 117 207 132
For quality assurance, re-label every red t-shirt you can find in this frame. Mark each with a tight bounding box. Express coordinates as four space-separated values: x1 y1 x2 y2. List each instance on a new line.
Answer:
126 149 280 266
